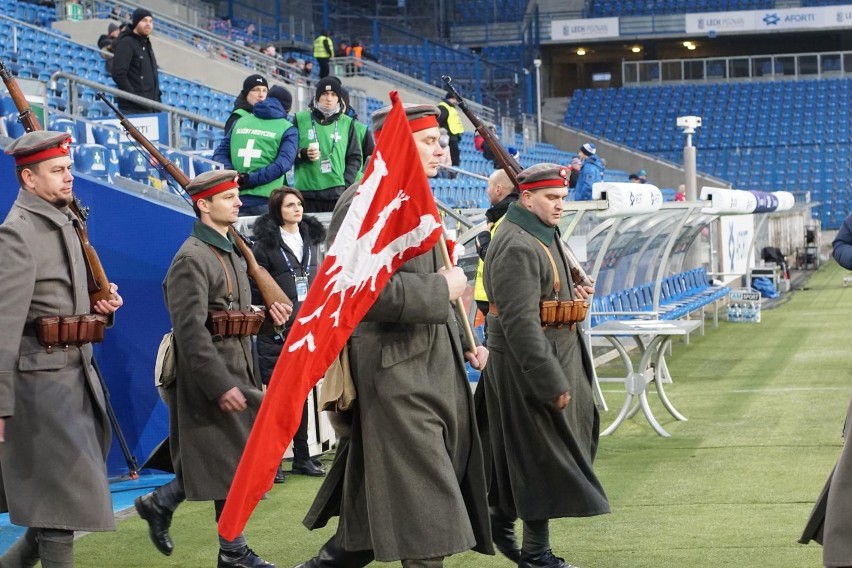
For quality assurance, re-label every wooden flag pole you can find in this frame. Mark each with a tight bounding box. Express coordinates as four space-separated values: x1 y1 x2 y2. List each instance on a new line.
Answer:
438 232 479 355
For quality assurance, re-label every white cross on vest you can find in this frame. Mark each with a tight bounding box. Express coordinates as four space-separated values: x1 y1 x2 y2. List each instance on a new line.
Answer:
238 138 263 168
331 131 342 143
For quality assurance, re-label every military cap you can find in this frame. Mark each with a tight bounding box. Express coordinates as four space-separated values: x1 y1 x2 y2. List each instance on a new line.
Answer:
517 163 570 192
5 131 72 167
371 103 439 134
186 169 240 202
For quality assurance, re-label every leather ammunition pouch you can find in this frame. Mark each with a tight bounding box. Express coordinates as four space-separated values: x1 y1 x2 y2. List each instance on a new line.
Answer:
34 314 108 353
206 310 265 338
539 299 589 330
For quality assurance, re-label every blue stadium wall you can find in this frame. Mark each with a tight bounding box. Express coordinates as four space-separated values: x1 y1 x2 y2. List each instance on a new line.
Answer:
0 159 192 477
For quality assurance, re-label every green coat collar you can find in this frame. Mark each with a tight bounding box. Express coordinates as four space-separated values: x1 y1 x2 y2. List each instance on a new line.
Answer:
191 221 235 253
505 202 560 245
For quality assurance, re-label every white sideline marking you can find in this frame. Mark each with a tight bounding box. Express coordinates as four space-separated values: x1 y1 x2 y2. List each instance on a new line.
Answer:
731 387 851 393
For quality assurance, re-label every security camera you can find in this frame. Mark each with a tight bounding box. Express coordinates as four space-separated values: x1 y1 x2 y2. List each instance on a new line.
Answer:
677 115 702 134
533 59 542 68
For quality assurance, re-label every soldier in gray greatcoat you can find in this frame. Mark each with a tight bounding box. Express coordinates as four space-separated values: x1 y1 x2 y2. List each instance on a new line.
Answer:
298 104 492 567
482 163 610 568
800 214 852 567
0 131 124 567
137 170 290 568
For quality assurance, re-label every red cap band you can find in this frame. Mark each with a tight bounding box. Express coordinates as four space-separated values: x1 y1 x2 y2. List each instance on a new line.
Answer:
408 115 439 133
15 136 72 167
519 178 568 192
191 178 239 202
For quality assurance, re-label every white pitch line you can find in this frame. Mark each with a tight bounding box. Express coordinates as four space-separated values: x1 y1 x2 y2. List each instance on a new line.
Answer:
732 387 852 393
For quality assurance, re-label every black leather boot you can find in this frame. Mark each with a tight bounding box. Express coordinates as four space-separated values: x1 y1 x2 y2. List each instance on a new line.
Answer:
490 508 521 563
519 549 578 568
217 546 275 568
134 492 175 556
295 534 374 567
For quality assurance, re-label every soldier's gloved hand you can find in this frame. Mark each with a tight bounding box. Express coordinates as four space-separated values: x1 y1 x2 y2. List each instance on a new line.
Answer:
237 172 250 189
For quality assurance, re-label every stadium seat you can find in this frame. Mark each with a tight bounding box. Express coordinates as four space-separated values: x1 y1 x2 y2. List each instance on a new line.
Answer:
74 143 109 179
119 146 150 182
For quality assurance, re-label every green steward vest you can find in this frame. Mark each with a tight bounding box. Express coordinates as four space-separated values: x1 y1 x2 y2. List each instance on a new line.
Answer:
438 101 464 135
229 113 293 198
294 110 353 192
353 120 369 182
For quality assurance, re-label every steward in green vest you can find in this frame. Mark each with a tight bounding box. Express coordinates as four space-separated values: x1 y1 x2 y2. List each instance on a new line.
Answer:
339 86 375 183
224 74 269 134
213 85 297 216
292 76 362 213
437 92 465 167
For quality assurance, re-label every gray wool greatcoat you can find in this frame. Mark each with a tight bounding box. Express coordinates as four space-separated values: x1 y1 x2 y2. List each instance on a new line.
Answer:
163 222 262 501
800 394 852 566
482 203 610 521
0 189 114 531
303 182 493 562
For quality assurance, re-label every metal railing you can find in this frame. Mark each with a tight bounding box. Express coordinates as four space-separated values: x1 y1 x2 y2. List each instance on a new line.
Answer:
50 72 224 148
623 50 852 85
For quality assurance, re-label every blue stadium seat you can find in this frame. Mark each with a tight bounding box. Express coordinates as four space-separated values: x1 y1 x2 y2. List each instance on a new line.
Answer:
74 143 109 179
119 146 150 182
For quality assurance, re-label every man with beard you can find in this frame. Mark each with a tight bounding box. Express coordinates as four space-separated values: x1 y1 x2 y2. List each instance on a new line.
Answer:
0 131 124 567
291 76 361 213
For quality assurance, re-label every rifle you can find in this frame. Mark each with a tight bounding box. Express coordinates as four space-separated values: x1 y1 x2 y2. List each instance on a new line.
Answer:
441 75 593 287
94 92 293 308
0 59 114 307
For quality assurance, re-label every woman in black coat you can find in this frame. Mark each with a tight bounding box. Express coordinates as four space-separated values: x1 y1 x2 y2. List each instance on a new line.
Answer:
252 187 327 481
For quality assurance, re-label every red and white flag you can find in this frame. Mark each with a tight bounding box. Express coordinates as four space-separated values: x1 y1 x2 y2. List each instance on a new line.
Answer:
218 91 443 540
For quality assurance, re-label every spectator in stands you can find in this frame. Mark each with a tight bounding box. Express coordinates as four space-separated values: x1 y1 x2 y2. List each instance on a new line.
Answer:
291 76 361 213
482 133 519 170
574 142 603 201
481 162 610 567
301 60 315 87
628 173 641 183
637 168 649 183
801 215 852 567
339 86 374 180
473 124 498 154
111 8 161 115
334 40 349 58
675 184 686 201
223 74 268 135
313 30 334 78
567 156 581 189
437 91 465 169
97 22 121 74
213 85 297 217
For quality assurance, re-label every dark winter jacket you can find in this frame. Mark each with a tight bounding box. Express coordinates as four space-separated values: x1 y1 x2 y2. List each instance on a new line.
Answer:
110 29 161 114
575 154 604 201
250 213 325 382
224 92 253 135
833 213 852 270
213 98 298 191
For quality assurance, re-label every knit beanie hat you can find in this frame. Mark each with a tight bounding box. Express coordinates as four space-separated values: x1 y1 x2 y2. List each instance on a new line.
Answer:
241 74 268 96
315 76 343 102
268 85 292 113
579 142 597 157
131 8 153 29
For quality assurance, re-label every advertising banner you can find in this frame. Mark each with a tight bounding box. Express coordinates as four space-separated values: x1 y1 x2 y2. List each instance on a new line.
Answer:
551 17 620 41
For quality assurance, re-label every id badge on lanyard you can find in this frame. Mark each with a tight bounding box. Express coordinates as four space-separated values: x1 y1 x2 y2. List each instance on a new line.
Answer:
294 276 309 301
